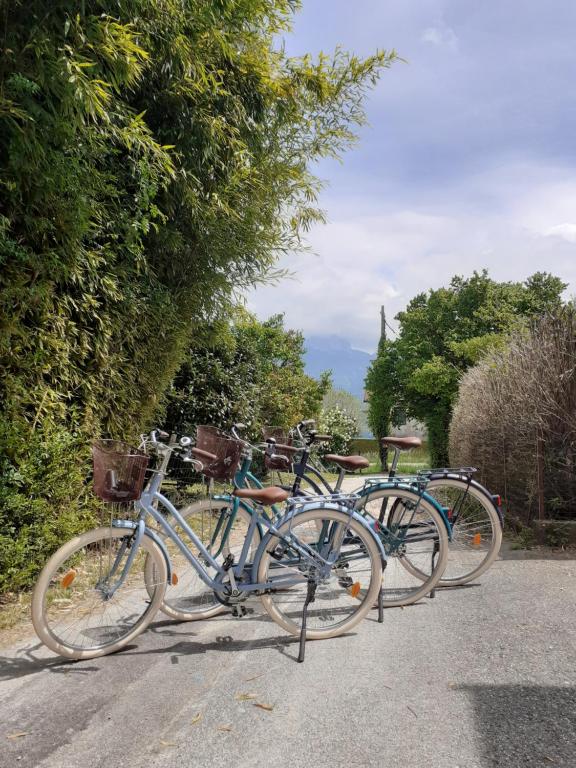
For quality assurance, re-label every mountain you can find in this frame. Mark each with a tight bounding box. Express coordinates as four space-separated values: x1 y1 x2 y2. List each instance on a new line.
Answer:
304 335 374 400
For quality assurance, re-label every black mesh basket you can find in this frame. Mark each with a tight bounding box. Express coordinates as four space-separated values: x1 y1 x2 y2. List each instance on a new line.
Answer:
196 426 243 481
262 426 296 471
92 440 149 502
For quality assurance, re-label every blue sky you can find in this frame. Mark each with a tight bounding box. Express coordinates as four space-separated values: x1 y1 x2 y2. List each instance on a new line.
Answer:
248 0 576 352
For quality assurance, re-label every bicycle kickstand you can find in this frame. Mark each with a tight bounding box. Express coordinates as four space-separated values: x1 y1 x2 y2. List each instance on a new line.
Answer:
428 541 439 599
377 585 384 623
298 579 317 663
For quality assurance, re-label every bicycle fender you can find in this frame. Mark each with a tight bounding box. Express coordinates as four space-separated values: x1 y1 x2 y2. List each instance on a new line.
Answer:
355 481 452 538
112 519 173 583
251 503 387 579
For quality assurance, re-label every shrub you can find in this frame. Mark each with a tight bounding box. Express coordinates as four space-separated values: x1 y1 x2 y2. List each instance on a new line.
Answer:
319 406 358 457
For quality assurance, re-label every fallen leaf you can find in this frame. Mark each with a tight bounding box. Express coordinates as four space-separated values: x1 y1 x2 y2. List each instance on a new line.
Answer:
159 740 176 747
448 682 457 689
543 758 555 764
254 702 274 712
191 713 202 725
6 732 28 740
235 692 257 701
217 724 233 732
406 705 418 718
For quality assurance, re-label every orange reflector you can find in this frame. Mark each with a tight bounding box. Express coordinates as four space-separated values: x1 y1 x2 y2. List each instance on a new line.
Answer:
171 573 179 586
347 581 361 599
60 569 77 589
473 533 482 546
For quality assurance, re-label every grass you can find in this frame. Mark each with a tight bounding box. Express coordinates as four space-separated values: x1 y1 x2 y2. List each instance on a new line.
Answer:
360 444 431 476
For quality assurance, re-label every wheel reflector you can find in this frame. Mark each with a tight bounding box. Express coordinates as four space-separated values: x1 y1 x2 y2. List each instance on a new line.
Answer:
347 581 361 599
60 569 77 589
171 573 179 585
473 533 482 546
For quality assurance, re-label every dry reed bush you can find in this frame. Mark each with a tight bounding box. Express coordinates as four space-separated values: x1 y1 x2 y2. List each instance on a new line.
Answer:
449 309 576 526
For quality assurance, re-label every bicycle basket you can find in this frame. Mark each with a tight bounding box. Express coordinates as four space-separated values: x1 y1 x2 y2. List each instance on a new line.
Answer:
262 426 295 471
92 440 149 502
196 426 243 482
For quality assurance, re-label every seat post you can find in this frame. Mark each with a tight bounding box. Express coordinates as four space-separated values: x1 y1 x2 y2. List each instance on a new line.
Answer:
388 446 401 478
334 467 345 492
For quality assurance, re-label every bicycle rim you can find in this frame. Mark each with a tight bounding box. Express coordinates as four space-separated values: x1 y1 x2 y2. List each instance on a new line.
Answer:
32 526 167 659
258 508 382 639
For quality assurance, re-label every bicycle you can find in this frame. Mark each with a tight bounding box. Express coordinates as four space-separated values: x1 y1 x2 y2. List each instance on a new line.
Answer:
31 432 383 662
279 422 503 589
160 423 449 615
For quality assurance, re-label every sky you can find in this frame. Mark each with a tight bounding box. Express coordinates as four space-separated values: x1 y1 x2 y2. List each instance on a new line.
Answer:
247 0 576 353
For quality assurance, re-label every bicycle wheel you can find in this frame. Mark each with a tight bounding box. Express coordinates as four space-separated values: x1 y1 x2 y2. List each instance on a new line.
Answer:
356 487 449 607
146 498 261 621
425 479 502 585
32 526 167 660
258 507 382 639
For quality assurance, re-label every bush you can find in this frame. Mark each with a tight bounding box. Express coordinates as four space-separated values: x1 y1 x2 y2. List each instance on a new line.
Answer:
319 406 358 457
449 309 576 526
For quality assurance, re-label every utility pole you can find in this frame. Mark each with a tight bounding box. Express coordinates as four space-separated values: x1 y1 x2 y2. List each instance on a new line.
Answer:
380 305 386 343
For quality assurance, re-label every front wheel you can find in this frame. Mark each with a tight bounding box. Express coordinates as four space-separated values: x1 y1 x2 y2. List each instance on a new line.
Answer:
32 526 167 660
258 507 382 639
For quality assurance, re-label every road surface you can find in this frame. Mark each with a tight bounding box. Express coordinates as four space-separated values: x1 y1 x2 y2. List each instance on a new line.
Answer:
1 547 575 768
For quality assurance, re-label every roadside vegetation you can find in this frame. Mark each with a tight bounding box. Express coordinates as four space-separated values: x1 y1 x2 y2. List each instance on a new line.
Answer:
0 1 396 595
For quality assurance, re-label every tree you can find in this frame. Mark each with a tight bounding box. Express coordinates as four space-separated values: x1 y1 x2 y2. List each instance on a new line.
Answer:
0 1 396 592
162 311 329 437
366 271 566 466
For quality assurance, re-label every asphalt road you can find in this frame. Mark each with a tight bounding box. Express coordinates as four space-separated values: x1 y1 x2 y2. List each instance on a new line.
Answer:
1 547 575 768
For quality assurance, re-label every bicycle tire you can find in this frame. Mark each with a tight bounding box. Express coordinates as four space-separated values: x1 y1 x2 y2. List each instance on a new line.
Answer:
32 526 167 660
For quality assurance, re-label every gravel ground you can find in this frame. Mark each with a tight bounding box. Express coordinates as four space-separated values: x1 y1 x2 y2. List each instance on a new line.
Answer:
1 545 575 768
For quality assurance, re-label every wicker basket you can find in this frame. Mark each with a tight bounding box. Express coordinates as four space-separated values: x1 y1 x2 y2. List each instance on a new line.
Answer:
92 440 149 502
196 426 243 481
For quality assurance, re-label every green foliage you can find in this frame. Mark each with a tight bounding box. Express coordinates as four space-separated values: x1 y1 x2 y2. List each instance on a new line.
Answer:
162 311 329 437
366 271 566 466
0 1 395 593
318 405 358 457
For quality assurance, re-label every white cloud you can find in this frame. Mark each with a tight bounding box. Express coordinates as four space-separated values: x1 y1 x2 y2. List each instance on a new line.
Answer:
544 223 576 243
247 164 576 353
421 22 459 51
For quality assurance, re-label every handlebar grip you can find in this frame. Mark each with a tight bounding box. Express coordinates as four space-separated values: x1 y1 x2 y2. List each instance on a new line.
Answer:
275 443 300 454
314 434 332 442
300 419 315 427
156 429 170 441
191 447 217 462
233 423 246 432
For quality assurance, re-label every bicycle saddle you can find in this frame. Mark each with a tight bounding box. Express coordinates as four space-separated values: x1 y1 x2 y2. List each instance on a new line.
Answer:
324 454 370 471
233 486 290 505
381 436 422 450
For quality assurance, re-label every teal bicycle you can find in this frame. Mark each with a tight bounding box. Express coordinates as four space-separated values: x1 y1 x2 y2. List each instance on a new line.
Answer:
153 424 449 619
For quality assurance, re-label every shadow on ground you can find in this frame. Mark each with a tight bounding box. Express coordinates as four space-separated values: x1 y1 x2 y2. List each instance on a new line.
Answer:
462 683 576 767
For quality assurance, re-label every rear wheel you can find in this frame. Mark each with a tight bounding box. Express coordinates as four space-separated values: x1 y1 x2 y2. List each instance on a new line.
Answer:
32 526 167 660
426 479 502 585
258 507 382 639
356 487 449 607
145 498 261 621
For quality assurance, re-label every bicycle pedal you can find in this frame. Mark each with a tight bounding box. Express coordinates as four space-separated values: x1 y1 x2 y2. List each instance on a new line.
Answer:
231 605 248 618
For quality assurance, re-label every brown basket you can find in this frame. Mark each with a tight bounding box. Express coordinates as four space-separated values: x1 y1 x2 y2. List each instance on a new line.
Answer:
92 440 149 502
262 426 296 471
196 426 243 481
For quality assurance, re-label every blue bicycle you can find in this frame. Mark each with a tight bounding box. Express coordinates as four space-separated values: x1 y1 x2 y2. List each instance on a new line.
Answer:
31 432 383 661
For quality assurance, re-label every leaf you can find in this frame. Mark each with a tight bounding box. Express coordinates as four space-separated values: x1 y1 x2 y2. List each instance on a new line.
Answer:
217 724 233 732
235 692 257 701
254 702 274 712
6 732 28 739
191 713 202 725
159 739 176 747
